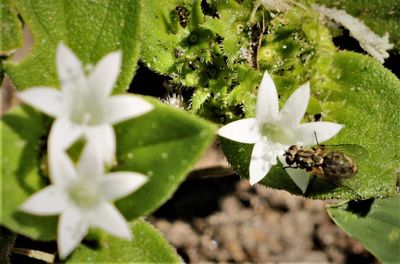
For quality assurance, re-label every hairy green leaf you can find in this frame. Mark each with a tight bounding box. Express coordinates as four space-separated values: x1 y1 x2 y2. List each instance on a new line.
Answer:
114 97 216 219
0 105 56 239
202 0 253 64
141 0 190 74
327 196 400 263
68 219 181 263
0 0 23 55
4 0 142 92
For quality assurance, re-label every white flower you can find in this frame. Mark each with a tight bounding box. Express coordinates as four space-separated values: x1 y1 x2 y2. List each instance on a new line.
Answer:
20 143 148 259
218 71 343 189
18 43 154 165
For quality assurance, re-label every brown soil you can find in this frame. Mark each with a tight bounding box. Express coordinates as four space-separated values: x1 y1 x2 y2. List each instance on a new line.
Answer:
149 174 377 263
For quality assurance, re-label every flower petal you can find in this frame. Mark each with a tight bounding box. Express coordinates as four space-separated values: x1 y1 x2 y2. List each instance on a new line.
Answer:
278 82 310 126
58 205 89 259
56 43 85 87
295 122 344 146
101 172 148 201
88 51 122 98
85 124 116 165
18 87 63 117
88 203 132 239
218 118 260 144
77 142 104 180
103 95 154 125
256 71 279 122
249 140 281 185
278 156 310 193
48 118 83 152
19 186 67 215
48 148 78 186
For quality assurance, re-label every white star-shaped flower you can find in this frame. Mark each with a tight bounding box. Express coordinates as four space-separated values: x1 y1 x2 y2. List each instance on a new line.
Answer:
18 43 153 165
20 143 148 259
218 71 343 190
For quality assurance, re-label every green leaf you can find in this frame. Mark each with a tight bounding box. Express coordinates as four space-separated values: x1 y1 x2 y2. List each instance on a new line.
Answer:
141 0 190 74
0 98 215 240
201 0 252 64
226 65 261 116
315 0 400 50
189 0 204 31
221 51 400 200
327 196 400 264
68 219 181 263
114 97 216 219
0 105 57 240
191 87 210 113
3 0 142 92
0 0 23 54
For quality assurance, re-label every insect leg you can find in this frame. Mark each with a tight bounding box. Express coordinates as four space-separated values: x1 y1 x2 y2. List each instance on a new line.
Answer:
313 131 320 145
282 165 302 169
341 184 362 200
315 177 362 200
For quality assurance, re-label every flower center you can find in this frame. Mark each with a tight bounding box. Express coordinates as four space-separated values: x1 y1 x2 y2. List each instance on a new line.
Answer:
65 84 105 126
68 181 102 208
70 99 104 126
260 122 294 145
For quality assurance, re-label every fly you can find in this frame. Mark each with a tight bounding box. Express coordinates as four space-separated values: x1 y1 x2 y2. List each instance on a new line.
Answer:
284 141 367 198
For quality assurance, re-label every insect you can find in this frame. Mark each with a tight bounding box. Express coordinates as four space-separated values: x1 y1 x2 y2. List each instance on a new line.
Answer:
175 6 189 28
284 144 359 181
284 142 367 197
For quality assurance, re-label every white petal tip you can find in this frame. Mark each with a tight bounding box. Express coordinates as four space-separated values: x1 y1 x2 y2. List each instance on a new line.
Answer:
298 82 310 98
127 174 148 191
109 50 122 61
18 203 29 212
216 119 259 144
249 179 260 185
142 102 154 114
249 173 265 185
299 82 310 92
111 222 132 240
106 96 154 124
284 168 311 193
18 202 40 214
58 251 68 260
138 175 149 185
17 92 27 102
57 43 72 57
57 42 66 50
217 127 227 137
58 244 75 260
103 50 122 72
261 71 273 84
17 92 34 106
120 230 133 240
256 70 279 121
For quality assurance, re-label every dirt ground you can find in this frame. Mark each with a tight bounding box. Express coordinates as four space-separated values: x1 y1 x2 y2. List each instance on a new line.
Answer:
149 173 377 263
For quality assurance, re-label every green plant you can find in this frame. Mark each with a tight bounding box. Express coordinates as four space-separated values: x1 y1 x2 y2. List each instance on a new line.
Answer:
1 0 399 262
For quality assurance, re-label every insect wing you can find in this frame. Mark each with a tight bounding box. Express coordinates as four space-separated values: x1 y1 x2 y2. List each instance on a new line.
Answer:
319 144 369 161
